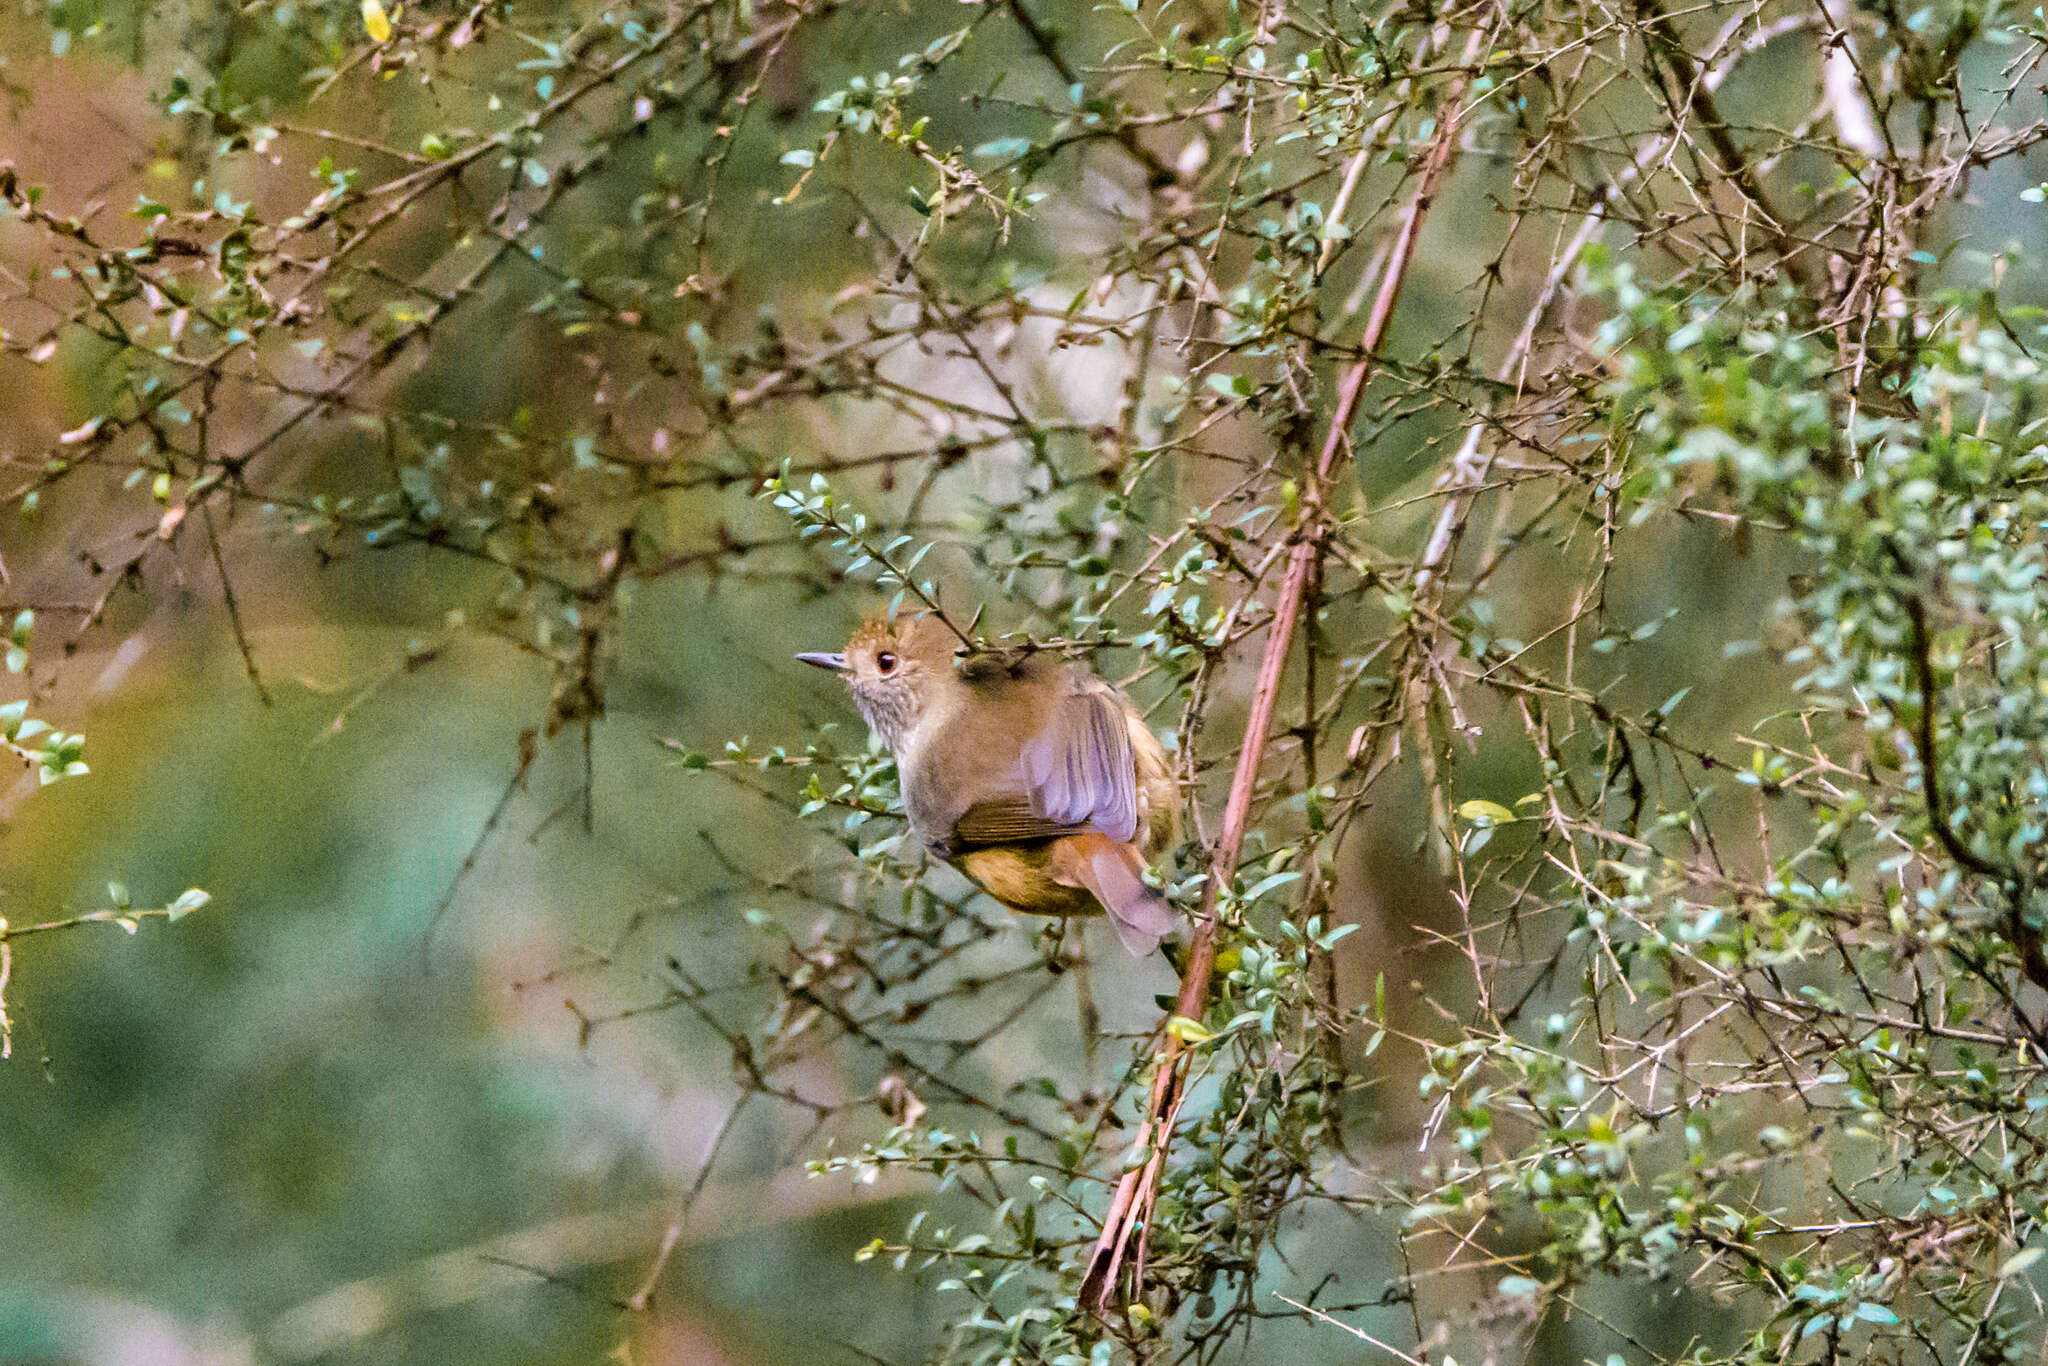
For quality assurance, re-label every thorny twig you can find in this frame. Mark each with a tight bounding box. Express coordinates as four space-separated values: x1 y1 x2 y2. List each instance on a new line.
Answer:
1082 20 1494 1310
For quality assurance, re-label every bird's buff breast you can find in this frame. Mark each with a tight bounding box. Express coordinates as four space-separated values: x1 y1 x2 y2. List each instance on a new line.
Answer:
953 844 1099 918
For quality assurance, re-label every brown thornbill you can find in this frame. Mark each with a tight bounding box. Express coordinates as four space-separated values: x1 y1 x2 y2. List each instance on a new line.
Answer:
799 614 1179 955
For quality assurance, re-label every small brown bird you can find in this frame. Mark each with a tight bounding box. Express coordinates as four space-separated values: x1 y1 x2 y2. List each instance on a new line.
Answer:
799 613 1178 955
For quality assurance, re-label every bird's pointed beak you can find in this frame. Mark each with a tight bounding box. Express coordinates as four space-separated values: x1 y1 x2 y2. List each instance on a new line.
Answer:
796 651 848 673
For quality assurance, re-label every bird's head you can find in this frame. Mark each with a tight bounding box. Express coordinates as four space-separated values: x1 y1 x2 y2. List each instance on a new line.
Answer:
797 612 961 751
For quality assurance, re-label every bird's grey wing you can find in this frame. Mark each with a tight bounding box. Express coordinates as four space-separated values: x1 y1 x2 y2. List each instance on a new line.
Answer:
1019 676 1138 843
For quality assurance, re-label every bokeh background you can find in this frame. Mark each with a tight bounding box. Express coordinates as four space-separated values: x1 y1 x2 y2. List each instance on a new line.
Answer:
0 5 1067 1361
0 3 1348 1361
2 0 2036 1362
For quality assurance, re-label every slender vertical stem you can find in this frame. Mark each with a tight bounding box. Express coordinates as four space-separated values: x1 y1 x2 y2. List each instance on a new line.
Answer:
1082 22 1490 1308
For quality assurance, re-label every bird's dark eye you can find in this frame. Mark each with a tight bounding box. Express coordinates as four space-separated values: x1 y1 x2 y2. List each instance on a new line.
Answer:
876 651 898 674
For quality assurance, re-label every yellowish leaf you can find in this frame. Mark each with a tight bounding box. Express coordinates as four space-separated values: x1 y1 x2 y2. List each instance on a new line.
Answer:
1456 799 1515 825
1999 1247 2043 1278
361 0 393 43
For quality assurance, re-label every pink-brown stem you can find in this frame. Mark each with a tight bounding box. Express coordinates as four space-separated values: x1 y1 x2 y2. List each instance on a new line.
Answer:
1082 25 1485 1312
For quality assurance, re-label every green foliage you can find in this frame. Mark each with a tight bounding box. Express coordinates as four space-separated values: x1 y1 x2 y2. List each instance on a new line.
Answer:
14 0 2048 1362
1411 270 2048 1358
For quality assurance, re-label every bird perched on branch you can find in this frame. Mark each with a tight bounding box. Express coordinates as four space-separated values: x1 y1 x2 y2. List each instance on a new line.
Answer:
799 613 1179 955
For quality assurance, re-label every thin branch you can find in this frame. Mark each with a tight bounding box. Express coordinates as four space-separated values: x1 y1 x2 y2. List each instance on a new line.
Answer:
1083 18 1493 1309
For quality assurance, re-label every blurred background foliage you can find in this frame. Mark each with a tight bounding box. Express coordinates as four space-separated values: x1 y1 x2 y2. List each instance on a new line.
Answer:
5 0 2048 1363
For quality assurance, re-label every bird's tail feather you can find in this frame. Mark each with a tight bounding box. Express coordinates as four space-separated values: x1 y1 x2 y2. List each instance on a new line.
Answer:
1055 832 1176 957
